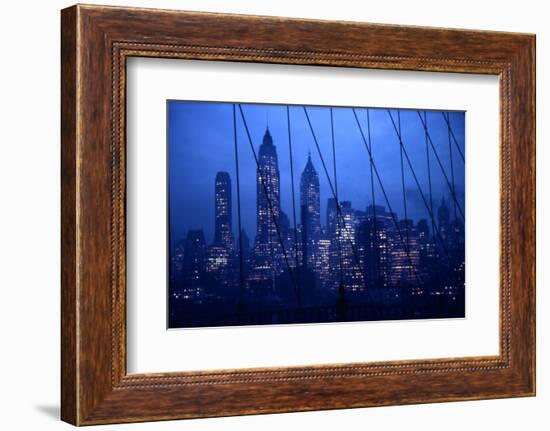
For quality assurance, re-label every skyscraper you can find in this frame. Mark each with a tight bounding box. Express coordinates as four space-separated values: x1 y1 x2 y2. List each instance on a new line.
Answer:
339 201 364 291
357 205 391 290
327 197 342 292
316 233 331 289
389 219 420 289
249 127 284 286
213 171 233 250
237 229 251 262
256 127 280 242
300 152 321 270
327 198 338 234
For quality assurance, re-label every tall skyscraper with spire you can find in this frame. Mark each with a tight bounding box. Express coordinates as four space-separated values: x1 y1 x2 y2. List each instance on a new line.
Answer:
300 151 321 270
256 127 280 241
213 171 233 249
249 127 284 287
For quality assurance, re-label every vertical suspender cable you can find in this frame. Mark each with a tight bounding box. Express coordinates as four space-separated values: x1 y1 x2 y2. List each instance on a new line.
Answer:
397 110 412 285
386 110 453 265
286 106 302 308
441 112 465 163
366 108 380 289
353 109 421 287
424 111 441 293
303 107 372 302
237 104 300 304
416 111 464 221
233 104 245 311
446 112 459 243
330 107 345 291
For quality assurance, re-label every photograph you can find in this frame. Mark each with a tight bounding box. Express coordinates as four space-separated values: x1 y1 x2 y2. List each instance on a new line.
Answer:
167 101 466 329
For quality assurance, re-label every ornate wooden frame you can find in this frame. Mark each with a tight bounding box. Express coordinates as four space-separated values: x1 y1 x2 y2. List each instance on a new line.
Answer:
61 4 535 425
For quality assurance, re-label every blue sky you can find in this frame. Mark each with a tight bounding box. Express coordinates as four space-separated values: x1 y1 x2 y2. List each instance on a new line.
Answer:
168 101 465 246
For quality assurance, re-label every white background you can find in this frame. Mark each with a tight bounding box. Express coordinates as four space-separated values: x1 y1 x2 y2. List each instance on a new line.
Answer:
0 0 546 430
127 59 500 373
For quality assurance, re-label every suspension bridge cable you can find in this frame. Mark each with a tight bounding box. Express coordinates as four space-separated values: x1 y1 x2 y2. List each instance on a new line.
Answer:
441 112 465 163
351 108 422 287
445 111 460 244
424 111 441 293
237 105 301 306
396 110 413 284
387 110 453 264
302 106 372 302
366 108 380 289
416 111 465 221
330 107 345 291
232 105 245 310
286 106 302 305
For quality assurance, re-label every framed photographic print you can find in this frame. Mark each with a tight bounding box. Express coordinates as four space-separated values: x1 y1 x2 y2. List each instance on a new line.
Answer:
61 4 535 425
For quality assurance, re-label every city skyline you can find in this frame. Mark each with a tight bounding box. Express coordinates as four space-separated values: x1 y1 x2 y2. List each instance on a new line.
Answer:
168 101 465 247
168 101 465 328
172 159 456 248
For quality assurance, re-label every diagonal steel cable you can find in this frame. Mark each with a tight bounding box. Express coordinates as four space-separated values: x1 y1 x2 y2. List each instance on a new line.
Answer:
232 104 245 309
416 111 465 221
387 110 453 265
286 106 302 306
441 111 465 163
351 108 422 287
237 105 300 305
303 107 373 300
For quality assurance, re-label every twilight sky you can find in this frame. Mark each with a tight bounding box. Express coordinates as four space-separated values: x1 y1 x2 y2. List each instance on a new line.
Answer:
167 101 465 247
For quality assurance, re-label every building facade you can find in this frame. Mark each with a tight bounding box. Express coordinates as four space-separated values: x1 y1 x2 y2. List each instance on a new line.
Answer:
248 128 284 289
213 171 234 250
300 152 321 271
